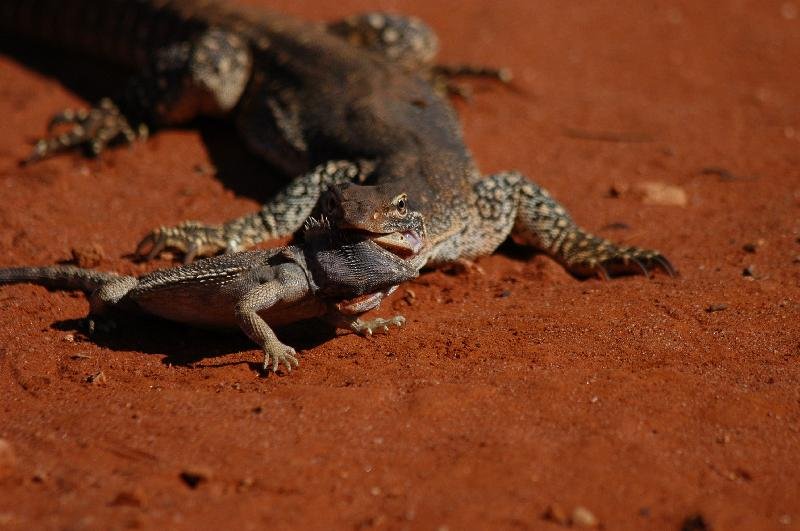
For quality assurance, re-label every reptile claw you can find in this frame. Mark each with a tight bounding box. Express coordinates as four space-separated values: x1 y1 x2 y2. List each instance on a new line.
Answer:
580 250 674 280
264 347 299 373
24 98 143 163
136 222 228 262
653 255 677 278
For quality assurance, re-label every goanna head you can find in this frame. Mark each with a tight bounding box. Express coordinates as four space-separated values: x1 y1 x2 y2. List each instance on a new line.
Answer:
318 182 427 260
303 187 427 300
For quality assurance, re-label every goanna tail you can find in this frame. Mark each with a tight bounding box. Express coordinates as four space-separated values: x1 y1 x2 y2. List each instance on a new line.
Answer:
0 266 119 293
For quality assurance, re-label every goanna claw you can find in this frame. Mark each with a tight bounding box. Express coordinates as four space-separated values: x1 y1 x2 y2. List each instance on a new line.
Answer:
135 222 229 263
23 98 143 164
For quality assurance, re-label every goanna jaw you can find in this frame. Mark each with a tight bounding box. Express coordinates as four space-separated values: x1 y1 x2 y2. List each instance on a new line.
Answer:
321 183 426 246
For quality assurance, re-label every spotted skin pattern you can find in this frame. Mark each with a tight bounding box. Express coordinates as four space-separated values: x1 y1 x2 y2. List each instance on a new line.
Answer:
327 12 440 70
328 12 511 98
137 160 363 263
6 1 673 279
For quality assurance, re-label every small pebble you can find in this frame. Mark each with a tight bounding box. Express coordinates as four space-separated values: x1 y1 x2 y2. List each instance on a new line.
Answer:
634 181 688 206
742 265 758 278
572 506 599 527
608 182 627 198
71 243 105 268
0 439 17 479
681 513 710 531
403 289 416 305
706 303 728 313
110 490 144 507
236 476 255 493
86 371 107 384
542 504 569 525
180 467 212 489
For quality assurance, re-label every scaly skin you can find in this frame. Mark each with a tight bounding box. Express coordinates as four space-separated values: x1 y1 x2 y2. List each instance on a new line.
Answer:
0 212 426 373
4 0 673 279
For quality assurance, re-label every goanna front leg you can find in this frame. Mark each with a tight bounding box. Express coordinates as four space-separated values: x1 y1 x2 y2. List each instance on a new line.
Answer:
24 97 146 164
468 172 675 279
136 160 364 262
24 29 252 163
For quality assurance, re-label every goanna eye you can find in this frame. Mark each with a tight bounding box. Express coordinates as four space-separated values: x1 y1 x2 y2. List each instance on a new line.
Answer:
395 196 407 216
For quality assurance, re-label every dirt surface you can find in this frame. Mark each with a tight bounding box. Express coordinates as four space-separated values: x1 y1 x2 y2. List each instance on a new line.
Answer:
1 1 799 529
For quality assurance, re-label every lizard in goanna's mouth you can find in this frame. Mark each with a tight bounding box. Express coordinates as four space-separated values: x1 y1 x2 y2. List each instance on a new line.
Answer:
4 0 673 278
0 186 427 373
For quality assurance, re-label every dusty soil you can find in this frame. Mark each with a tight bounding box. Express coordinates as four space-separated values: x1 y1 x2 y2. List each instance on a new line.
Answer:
1 1 799 529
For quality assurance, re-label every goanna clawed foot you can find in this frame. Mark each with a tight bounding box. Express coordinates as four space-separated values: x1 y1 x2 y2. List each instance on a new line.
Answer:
263 345 299 374
136 221 233 263
351 315 406 337
565 243 675 280
24 98 146 163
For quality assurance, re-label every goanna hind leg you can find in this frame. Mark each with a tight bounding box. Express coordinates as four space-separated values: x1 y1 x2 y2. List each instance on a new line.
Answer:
475 172 675 279
328 12 440 71
327 11 510 97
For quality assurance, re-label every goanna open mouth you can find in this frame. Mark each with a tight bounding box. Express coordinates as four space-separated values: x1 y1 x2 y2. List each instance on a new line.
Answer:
370 230 424 258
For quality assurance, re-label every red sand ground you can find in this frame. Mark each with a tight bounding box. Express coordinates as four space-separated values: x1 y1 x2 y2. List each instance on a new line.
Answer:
1 1 799 529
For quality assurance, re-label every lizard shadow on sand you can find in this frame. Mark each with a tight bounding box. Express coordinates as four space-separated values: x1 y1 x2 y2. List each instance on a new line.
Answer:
197 120 289 205
1 39 289 205
50 315 338 372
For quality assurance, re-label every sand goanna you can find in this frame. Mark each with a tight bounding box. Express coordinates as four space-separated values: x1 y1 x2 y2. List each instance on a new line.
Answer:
4 0 674 278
